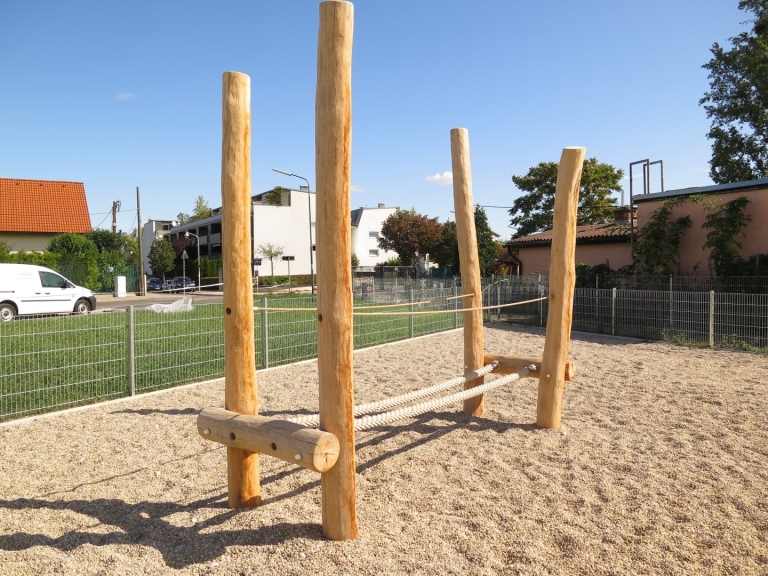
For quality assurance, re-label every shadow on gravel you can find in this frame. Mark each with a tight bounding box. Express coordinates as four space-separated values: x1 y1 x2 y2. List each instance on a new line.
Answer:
0 493 323 568
110 407 200 416
0 412 533 568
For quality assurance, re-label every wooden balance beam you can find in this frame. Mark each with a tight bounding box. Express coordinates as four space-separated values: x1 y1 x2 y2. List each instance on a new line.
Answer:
198 407 340 474
484 354 575 382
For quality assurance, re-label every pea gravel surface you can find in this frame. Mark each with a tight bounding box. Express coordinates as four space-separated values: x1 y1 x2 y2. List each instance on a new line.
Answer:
1 324 767 575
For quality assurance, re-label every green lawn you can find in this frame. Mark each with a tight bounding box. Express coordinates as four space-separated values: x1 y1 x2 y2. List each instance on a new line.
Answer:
0 293 462 421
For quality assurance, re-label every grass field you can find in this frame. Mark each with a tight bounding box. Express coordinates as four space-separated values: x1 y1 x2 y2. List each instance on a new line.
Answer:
0 292 462 422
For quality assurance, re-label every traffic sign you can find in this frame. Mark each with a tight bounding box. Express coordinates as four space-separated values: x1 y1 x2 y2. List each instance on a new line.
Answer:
181 250 189 260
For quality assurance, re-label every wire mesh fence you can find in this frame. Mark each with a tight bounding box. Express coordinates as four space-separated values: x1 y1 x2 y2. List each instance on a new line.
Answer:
3 279 766 423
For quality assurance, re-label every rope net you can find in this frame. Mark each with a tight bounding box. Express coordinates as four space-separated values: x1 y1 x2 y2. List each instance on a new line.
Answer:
286 364 533 432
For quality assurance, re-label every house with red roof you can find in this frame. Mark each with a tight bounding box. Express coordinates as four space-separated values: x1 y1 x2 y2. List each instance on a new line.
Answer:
505 207 635 274
0 178 92 251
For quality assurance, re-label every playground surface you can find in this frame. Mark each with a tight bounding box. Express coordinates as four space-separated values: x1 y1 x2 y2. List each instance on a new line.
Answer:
0 324 766 575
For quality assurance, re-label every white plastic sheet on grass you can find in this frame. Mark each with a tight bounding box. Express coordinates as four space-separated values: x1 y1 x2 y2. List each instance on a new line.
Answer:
145 297 194 313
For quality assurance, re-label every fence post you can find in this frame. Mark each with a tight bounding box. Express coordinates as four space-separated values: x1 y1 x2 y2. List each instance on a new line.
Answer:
454 284 458 329
262 296 269 368
709 290 715 347
669 274 673 333
127 305 135 396
496 283 501 322
409 288 414 338
611 287 616 336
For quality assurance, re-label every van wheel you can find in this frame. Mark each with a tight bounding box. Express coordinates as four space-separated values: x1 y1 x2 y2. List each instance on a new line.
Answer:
74 299 91 315
0 302 16 322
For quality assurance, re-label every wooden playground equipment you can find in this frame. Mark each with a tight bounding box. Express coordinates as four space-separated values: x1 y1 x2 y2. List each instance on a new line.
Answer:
197 0 582 541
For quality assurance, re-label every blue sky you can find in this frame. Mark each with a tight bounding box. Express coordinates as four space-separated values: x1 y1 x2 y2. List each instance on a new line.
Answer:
0 0 746 239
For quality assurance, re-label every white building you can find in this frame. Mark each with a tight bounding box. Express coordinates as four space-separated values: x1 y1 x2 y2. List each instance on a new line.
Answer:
141 219 175 275
151 188 398 277
351 204 399 266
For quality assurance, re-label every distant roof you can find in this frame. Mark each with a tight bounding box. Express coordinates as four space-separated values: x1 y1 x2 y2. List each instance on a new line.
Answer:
506 222 633 248
633 177 768 204
350 205 397 227
0 178 92 234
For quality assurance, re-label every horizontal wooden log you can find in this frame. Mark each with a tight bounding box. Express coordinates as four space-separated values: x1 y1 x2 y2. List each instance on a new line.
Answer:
484 353 575 382
198 407 339 474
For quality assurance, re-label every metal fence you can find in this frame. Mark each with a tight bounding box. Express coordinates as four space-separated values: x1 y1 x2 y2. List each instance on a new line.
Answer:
3 278 766 423
0 286 464 422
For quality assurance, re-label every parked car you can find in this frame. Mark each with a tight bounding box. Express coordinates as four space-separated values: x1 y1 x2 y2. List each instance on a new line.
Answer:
147 278 164 292
0 264 96 321
171 277 196 292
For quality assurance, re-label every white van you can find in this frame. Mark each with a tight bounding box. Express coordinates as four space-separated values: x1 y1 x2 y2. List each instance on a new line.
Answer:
0 264 96 321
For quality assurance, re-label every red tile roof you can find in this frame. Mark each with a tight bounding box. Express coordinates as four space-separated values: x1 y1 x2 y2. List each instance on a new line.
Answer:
506 222 633 247
0 178 92 234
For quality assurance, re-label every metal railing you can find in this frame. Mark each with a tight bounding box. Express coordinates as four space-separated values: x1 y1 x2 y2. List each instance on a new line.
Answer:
3 278 766 423
0 287 464 422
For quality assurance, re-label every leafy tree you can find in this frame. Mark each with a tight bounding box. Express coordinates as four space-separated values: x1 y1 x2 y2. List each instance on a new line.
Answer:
474 207 499 276
258 243 284 275
700 0 768 183
351 252 360 267
509 158 622 238
265 186 285 206
171 236 190 257
378 209 442 266
633 197 692 275
85 230 126 254
193 195 213 220
176 212 191 226
148 238 176 280
432 220 459 271
46 233 99 288
702 196 753 275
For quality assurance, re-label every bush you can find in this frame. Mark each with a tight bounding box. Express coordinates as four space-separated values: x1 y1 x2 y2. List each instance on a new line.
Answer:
257 274 312 287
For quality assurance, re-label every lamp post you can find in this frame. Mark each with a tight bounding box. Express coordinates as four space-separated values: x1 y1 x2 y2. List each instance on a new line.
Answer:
272 168 314 294
185 231 201 293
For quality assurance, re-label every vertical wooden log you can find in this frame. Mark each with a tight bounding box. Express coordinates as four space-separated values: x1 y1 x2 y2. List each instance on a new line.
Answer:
316 0 358 541
221 71 260 507
537 147 585 429
450 128 485 416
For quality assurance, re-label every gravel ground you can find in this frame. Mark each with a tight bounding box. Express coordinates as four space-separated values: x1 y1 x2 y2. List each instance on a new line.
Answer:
1 324 767 575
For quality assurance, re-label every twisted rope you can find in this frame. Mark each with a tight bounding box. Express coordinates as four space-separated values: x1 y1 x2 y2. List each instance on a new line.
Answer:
253 296 547 315
353 365 533 431
287 362 499 428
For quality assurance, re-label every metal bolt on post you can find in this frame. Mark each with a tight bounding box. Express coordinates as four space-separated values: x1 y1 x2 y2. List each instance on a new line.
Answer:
262 296 269 369
127 306 135 396
409 288 414 339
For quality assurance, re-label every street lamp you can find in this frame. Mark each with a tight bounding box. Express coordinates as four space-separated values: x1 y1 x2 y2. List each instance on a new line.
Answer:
272 168 315 294
185 231 201 293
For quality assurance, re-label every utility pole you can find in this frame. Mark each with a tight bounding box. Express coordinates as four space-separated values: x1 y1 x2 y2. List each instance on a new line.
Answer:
136 187 145 295
111 200 121 233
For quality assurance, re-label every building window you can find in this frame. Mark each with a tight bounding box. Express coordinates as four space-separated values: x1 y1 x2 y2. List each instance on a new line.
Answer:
211 223 222 235
369 249 379 257
311 222 316 229
199 225 208 237
200 245 209 257
211 244 222 256
369 231 379 238
161 223 170 231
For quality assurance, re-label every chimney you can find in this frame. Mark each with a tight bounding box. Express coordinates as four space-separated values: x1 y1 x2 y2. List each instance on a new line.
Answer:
613 206 636 223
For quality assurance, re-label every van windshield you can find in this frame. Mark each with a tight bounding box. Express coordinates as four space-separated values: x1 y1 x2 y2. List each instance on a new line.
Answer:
39 271 69 289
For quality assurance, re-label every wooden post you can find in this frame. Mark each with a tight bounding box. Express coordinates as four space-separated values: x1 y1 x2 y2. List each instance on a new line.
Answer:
316 0 358 541
450 128 484 416
221 71 260 507
537 147 585 429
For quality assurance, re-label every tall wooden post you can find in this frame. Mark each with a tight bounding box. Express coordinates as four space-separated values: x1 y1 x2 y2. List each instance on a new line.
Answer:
537 147 585 429
316 0 358 541
450 128 485 416
221 71 260 507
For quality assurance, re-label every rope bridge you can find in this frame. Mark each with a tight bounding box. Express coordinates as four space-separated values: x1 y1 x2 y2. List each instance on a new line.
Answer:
287 363 534 432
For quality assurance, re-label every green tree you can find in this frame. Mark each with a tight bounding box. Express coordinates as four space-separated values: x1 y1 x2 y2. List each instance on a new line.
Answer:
351 252 360 267
702 196 753 275
509 158 622 238
47 233 99 289
85 230 126 253
700 0 768 183
148 238 176 280
258 243 284 275
634 197 692 275
176 212 191 226
378 209 442 266
265 186 286 206
432 208 501 276
193 195 213 220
